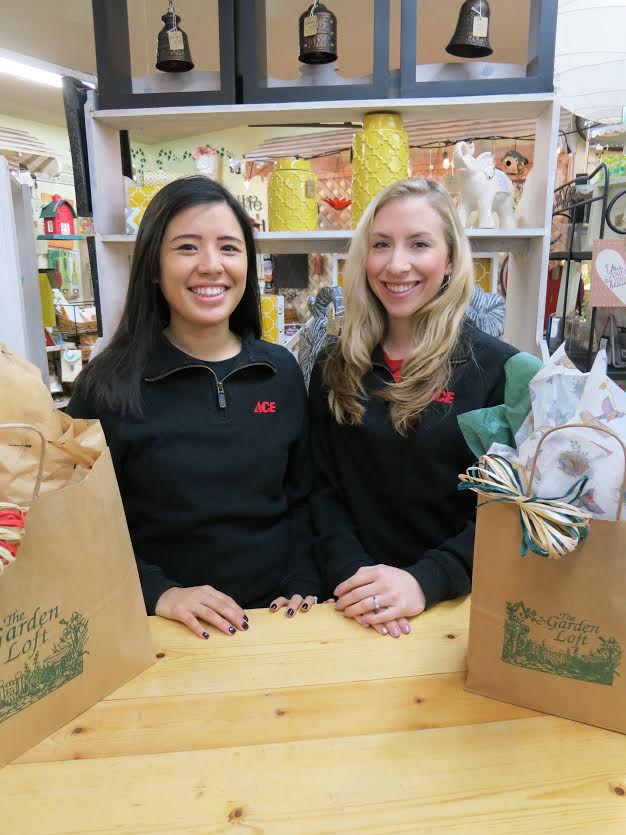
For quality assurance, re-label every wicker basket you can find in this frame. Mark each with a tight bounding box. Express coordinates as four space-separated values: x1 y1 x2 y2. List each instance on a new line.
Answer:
56 309 98 336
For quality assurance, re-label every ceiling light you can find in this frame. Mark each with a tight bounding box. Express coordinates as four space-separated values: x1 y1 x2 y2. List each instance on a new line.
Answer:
442 151 450 170
0 49 96 90
0 57 62 88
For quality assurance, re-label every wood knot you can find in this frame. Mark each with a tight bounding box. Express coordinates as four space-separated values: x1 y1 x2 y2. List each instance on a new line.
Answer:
446 633 456 639
229 807 245 821
71 726 84 735
414 697 425 705
156 652 165 659
275 708 286 717
613 786 625 797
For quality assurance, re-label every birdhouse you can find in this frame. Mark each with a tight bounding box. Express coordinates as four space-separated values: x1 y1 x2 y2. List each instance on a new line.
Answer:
39 195 77 237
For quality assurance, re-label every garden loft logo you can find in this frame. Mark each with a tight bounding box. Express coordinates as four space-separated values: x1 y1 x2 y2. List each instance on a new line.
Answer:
502 601 622 686
0 606 89 723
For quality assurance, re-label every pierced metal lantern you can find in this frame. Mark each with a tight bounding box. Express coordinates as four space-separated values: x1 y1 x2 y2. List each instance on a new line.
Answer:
155 1 194 73
445 0 493 59
298 2 338 65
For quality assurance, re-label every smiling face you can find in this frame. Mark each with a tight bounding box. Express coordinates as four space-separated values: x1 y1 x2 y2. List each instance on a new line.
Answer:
158 201 248 334
365 196 452 322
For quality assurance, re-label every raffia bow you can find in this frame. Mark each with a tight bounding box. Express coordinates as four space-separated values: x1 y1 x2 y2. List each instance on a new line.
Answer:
0 502 27 573
0 423 45 578
458 454 591 559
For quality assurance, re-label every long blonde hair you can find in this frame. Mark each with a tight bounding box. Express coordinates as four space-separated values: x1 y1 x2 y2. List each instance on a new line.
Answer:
324 177 474 436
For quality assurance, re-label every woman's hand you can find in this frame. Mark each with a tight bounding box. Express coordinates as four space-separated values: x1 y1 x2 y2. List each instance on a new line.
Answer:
269 593 319 616
155 585 248 639
335 565 426 627
354 613 412 638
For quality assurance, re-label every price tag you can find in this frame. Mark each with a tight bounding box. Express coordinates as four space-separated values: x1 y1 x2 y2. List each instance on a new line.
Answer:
473 15 489 38
303 16 318 37
306 179 316 198
168 30 184 51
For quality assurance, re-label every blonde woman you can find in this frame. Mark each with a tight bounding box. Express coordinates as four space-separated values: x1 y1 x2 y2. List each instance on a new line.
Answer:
309 178 539 638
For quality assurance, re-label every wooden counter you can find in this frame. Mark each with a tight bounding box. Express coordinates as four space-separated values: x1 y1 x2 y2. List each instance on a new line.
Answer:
2 598 625 833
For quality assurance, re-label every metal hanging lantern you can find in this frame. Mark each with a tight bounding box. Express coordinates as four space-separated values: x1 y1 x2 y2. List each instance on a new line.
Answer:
445 0 493 59
155 1 194 73
298 1 337 65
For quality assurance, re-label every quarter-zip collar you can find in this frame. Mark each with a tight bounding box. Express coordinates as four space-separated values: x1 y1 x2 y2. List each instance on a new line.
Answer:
143 329 277 382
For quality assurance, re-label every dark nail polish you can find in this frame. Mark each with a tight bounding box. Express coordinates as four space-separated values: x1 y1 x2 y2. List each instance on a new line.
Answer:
228 626 236 635
301 603 308 611
243 614 249 621
202 631 209 639
287 608 294 617
270 603 277 611
242 621 249 630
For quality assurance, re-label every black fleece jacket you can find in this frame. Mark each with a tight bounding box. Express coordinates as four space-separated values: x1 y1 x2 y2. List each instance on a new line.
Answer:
309 322 518 608
67 332 324 613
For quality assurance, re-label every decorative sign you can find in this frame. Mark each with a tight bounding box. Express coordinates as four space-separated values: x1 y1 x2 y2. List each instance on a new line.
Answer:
591 240 626 307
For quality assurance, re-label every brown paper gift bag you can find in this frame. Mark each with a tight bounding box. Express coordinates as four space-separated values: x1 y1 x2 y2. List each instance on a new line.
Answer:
0 424 155 768
465 425 626 735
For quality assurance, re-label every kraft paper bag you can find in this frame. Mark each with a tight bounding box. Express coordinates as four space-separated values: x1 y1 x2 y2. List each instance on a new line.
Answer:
466 501 626 734
0 424 154 767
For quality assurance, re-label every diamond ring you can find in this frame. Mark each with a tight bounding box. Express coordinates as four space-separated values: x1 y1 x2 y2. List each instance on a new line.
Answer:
372 595 381 611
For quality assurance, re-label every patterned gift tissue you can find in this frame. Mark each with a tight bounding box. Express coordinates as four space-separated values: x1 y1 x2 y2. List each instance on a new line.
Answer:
489 344 626 520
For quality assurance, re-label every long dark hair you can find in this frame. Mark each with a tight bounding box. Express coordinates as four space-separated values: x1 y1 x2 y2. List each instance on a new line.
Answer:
76 176 261 417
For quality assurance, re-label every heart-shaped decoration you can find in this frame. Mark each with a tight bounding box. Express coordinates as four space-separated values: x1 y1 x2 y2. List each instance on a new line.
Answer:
591 241 626 307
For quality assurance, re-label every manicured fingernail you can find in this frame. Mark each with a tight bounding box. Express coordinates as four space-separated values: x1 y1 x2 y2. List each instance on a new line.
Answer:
228 626 236 635
401 623 410 634
301 603 308 611
202 631 209 639
270 603 277 611
243 614 248 621
391 628 400 638
242 621 249 630
381 626 388 635
287 608 294 617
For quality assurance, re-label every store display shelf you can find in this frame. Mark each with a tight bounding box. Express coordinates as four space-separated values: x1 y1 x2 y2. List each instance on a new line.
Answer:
100 228 545 255
90 93 555 143
549 250 593 262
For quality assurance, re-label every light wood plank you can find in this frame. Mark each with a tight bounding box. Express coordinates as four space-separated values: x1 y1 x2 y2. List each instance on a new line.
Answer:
16 672 537 764
3 717 626 834
105 600 471 700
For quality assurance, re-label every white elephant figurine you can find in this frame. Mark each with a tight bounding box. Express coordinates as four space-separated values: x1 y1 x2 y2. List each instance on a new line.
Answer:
453 141 516 229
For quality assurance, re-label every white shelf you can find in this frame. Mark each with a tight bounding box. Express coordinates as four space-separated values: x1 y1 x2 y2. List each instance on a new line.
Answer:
90 93 555 142
99 228 545 255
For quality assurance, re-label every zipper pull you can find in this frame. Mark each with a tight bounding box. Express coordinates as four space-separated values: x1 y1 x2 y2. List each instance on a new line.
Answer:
216 380 226 409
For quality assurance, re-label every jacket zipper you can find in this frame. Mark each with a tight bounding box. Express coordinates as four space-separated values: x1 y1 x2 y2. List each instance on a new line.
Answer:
145 362 276 410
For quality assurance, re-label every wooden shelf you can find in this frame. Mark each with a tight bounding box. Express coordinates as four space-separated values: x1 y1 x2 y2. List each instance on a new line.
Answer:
90 93 555 142
99 228 545 255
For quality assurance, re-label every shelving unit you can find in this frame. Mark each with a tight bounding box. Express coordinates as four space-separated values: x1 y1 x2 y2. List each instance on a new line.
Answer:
85 92 560 357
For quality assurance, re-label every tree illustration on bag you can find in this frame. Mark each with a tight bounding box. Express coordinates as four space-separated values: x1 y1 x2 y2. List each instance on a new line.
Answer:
502 601 622 686
0 610 90 723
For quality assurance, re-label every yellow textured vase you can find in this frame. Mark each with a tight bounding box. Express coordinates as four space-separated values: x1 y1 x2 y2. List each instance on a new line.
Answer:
268 158 318 232
351 112 410 227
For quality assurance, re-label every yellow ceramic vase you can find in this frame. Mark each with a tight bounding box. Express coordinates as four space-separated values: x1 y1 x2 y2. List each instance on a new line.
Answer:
267 157 318 232
351 112 410 227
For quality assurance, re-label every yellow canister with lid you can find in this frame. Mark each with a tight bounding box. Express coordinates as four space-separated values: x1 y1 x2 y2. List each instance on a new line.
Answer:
351 112 410 227
267 157 318 232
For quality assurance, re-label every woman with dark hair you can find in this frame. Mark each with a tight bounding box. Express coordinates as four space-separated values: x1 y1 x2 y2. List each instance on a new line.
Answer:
68 176 323 638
